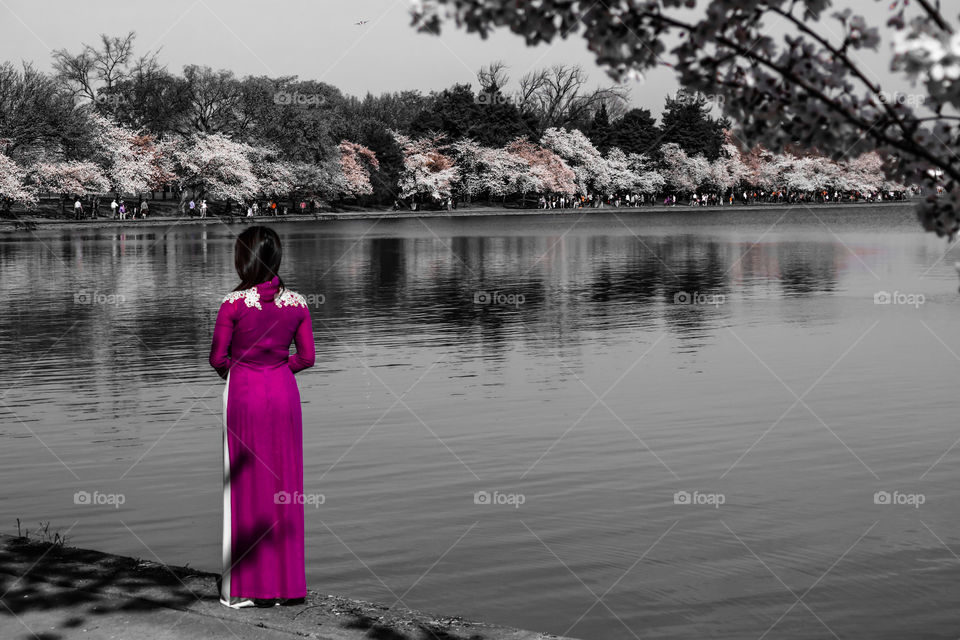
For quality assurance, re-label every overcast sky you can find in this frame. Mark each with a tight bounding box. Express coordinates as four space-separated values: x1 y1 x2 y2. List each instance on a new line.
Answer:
0 0 926 118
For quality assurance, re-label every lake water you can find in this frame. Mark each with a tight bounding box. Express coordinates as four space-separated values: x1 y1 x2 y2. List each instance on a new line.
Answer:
2 205 960 639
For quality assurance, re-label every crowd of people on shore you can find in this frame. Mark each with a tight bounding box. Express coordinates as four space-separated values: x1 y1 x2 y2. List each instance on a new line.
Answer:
59 186 916 222
65 196 315 220
243 200 319 217
534 188 912 209
70 197 153 220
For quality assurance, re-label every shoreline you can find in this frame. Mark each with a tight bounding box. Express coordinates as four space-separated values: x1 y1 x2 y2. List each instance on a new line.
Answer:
0 534 576 640
0 200 915 232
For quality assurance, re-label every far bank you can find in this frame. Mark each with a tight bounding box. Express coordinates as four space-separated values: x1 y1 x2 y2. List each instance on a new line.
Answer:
0 199 917 233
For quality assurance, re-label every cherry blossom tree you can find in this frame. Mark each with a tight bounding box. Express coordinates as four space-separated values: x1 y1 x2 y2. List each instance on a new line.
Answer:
291 159 349 207
409 1 960 237
447 137 576 202
540 127 610 194
31 161 110 195
810 155 842 194
604 147 639 194
840 152 886 196
0 152 35 213
745 148 780 193
711 142 748 194
483 145 538 200
447 138 487 199
778 155 819 194
88 114 169 196
169 132 258 212
625 152 665 195
392 132 458 201
31 160 110 214
339 141 380 198
506 138 577 195
249 148 298 203
661 143 710 195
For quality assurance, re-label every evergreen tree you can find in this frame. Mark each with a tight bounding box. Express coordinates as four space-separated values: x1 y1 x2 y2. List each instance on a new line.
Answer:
587 103 613 152
408 84 474 139
471 83 533 147
659 90 727 160
408 83 531 147
608 108 661 158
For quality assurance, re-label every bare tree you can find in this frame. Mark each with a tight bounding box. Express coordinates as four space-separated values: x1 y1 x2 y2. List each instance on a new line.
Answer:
52 32 157 105
516 64 628 135
477 60 510 93
181 65 243 135
0 62 81 158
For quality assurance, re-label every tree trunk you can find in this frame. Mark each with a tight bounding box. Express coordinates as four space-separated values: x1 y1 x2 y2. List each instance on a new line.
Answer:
178 188 190 216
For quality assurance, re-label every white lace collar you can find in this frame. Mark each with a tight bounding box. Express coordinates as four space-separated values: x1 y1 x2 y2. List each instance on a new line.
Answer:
222 286 307 310
222 287 262 310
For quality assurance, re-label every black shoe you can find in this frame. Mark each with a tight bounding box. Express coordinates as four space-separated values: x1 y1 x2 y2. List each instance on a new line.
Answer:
253 598 279 607
279 597 305 606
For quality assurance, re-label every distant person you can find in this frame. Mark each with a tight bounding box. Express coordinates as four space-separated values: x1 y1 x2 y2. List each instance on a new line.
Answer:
252 202 259 216
299 201 306 214
246 203 253 217
140 201 149 218
200 200 208 218
119 202 127 220
110 199 118 218
73 198 83 220
209 226 314 609
189 200 196 216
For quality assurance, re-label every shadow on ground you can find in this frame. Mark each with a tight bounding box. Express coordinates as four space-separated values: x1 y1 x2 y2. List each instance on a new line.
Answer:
0 535 208 639
0 535 560 640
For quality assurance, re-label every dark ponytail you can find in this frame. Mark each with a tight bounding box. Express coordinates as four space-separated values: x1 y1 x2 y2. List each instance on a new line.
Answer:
233 226 285 291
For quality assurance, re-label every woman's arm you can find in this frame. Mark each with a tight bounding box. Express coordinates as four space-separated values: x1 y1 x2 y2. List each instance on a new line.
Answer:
209 302 237 380
288 309 315 373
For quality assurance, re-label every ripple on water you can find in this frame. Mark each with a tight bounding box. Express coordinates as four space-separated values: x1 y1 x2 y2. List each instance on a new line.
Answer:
2 208 959 638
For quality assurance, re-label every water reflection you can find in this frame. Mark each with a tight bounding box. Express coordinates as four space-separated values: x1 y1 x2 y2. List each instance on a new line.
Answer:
2 207 959 640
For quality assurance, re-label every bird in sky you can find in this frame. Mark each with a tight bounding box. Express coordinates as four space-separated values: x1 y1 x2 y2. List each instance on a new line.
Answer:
355 20 369 25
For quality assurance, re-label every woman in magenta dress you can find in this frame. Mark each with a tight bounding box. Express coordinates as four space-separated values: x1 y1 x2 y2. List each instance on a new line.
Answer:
209 226 315 608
